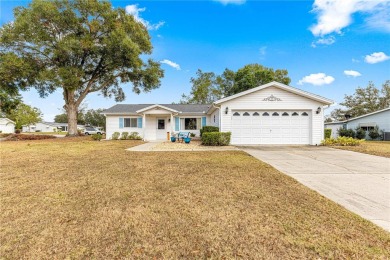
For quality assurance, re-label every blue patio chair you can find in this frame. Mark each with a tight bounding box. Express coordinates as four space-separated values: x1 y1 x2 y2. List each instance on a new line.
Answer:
177 132 190 143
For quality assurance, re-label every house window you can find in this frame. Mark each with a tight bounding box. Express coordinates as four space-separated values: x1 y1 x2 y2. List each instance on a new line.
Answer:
213 115 216 123
124 118 137 127
243 112 250 116
360 126 375 131
262 112 269 116
181 118 200 130
253 112 259 116
302 112 309 116
292 112 299 116
272 112 279 116
233 112 240 116
282 112 289 116
157 119 165 130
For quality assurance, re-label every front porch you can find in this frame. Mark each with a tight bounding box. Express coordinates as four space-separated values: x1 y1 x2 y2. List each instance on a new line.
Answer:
138 104 206 141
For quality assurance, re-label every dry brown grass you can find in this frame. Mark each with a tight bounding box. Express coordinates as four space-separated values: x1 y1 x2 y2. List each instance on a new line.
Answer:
333 141 390 158
1 137 389 259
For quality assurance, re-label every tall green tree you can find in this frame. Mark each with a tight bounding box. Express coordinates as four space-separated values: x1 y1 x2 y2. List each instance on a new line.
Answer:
181 64 290 104
180 70 218 104
228 64 290 96
7 103 42 129
328 80 390 121
0 0 163 136
84 109 105 128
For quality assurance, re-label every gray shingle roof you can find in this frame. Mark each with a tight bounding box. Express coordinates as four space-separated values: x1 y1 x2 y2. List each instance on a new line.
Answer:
102 104 211 114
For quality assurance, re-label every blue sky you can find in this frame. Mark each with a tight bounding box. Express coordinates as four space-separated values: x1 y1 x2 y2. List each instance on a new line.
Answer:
1 0 389 120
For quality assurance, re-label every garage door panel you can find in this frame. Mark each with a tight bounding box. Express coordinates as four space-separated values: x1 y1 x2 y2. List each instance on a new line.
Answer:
231 110 311 145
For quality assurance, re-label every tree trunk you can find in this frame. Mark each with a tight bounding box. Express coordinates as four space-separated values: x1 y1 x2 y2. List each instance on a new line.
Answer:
67 102 78 136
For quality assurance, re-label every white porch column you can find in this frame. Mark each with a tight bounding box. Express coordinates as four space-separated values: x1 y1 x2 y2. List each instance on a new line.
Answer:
170 113 174 134
142 113 146 140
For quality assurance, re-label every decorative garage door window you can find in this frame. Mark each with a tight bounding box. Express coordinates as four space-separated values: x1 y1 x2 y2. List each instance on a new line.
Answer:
232 111 309 117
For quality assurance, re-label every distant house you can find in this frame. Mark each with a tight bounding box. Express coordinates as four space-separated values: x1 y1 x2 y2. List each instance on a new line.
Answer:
324 107 390 140
22 122 85 132
0 118 15 133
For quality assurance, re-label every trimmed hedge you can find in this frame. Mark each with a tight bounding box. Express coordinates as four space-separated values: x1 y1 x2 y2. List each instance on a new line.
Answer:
121 132 129 140
355 128 366 140
200 126 219 136
112 132 120 140
201 132 231 146
324 128 332 139
337 128 355 138
91 133 102 141
369 126 381 140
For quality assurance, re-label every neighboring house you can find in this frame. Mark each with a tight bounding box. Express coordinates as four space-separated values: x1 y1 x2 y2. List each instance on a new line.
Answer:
103 82 333 145
22 122 85 132
0 118 15 133
325 107 390 140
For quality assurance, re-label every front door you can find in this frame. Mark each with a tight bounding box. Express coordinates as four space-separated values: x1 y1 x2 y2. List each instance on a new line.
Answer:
156 118 166 140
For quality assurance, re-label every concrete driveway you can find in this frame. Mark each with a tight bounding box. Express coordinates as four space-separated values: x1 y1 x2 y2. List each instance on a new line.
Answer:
241 146 390 232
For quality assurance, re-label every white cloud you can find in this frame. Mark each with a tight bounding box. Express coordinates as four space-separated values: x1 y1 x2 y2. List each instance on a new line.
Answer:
214 0 246 5
298 73 335 86
364 52 390 64
125 4 165 30
344 70 362 77
160 59 181 70
352 58 360 63
365 7 390 32
311 36 336 47
310 0 389 37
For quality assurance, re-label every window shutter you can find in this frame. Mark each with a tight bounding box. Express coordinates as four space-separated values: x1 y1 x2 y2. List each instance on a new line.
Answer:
202 116 206 127
137 117 142 128
175 117 179 131
119 118 124 129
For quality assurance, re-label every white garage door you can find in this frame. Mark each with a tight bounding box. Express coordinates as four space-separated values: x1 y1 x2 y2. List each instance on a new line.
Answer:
231 111 311 145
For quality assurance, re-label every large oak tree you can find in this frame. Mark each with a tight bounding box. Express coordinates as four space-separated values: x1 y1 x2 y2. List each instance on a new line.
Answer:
0 0 163 135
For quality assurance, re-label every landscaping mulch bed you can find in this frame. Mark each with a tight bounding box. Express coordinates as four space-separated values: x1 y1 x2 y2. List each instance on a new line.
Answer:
4 134 57 141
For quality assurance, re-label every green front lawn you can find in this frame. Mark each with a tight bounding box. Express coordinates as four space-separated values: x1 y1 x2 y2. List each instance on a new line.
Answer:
1 138 389 258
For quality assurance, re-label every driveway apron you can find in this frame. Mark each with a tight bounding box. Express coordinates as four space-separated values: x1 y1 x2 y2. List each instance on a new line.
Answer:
241 146 390 232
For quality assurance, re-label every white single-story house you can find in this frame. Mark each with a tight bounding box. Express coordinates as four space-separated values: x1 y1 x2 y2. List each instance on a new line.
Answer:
0 118 15 133
103 81 333 145
22 122 85 132
325 107 390 140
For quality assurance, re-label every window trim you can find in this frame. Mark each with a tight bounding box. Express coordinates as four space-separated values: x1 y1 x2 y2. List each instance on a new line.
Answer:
124 117 138 128
180 117 202 130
